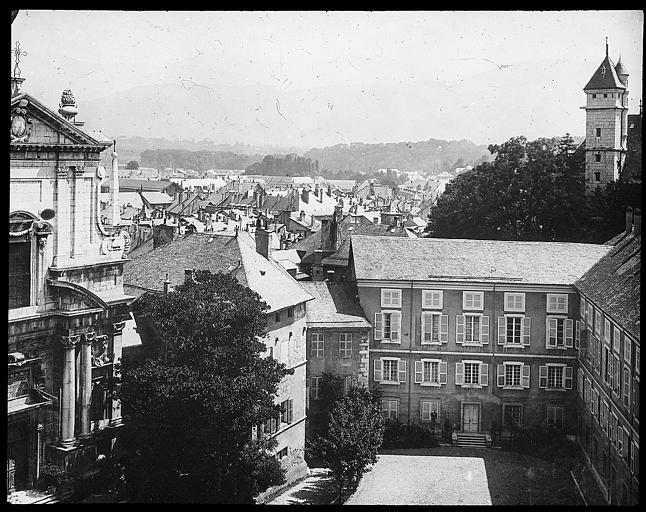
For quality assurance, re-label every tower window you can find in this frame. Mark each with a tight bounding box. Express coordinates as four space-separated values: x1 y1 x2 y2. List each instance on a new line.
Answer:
592 94 597 99
596 128 602 138
594 171 601 182
595 153 602 162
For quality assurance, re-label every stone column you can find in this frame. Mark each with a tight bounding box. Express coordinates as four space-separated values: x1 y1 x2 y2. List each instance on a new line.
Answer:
59 334 80 448
78 331 95 439
54 167 70 267
71 166 85 259
109 321 126 427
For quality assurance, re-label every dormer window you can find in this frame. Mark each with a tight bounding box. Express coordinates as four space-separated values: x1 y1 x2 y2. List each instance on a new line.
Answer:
596 128 602 138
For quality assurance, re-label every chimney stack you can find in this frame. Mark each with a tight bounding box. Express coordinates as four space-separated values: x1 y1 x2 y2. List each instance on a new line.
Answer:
184 268 194 284
255 224 271 260
300 210 306 221
626 206 634 235
634 208 641 236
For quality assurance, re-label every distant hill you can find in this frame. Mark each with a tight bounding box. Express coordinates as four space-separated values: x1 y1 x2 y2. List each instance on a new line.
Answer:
304 138 491 174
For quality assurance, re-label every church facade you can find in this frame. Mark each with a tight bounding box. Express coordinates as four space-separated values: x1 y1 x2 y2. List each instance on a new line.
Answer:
9 70 133 495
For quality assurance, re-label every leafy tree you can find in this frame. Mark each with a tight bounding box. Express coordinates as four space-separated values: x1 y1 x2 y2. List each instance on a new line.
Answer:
309 386 385 503
126 160 139 170
118 270 290 503
426 134 591 241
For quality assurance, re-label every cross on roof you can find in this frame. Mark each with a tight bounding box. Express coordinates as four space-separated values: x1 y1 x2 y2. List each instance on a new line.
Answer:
12 41 27 78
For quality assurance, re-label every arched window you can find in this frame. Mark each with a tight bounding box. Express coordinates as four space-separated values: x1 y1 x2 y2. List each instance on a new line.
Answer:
9 212 36 309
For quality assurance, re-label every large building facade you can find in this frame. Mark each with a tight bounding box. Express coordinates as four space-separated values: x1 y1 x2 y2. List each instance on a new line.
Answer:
574 209 640 505
9 75 132 494
349 236 610 438
582 41 630 192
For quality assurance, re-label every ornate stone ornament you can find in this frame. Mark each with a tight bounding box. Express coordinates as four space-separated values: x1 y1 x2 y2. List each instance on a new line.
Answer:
59 334 81 349
91 334 111 367
57 167 70 179
73 166 85 178
100 232 125 256
10 99 32 142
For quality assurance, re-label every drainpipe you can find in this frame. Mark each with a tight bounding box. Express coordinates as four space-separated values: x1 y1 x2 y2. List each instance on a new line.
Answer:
490 282 497 440
407 280 414 426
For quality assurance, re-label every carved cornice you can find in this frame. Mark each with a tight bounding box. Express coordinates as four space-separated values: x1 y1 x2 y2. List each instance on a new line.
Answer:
73 166 86 178
58 334 80 349
92 335 111 367
56 166 69 180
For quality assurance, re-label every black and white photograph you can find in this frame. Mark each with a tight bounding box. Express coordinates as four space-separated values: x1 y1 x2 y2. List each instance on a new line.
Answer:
8 9 641 505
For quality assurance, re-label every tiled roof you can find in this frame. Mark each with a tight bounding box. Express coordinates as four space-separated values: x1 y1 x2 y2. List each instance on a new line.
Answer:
141 192 174 205
574 232 640 339
123 231 312 312
299 281 370 327
119 178 176 192
584 55 626 90
351 235 611 284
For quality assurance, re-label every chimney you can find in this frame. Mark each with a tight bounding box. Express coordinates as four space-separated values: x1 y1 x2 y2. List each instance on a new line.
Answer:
327 186 332 197
626 206 634 235
184 268 194 284
301 188 310 204
300 210 306 221
634 208 641 236
255 224 271 260
163 273 171 295
334 205 343 220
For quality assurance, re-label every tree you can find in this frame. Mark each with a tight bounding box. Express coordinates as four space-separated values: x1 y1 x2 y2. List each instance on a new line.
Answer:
309 386 385 503
118 270 290 503
126 160 139 170
425 134 590 242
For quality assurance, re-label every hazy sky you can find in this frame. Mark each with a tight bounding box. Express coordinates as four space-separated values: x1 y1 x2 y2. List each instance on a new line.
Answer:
11 10 644 147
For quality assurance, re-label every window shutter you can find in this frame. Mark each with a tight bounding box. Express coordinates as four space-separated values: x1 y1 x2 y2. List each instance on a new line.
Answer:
456 315 465 344
415 313 422 344
374 359 383 382
521 364 530 388
455 362 464 386
439 362 447 384
565 319 574 348
391 312 401 341
564 366 573 389
497 364 505 387
539 365 548 388
522 316 531 346
421 313 429 343
575 320 580 349
480 362 488 386
547 317 557 348
374 313 383 340
440 315 448 343
398 359 407 382
480 315 489 344
414 361 423 383
498 317 506 345
288 399 293 423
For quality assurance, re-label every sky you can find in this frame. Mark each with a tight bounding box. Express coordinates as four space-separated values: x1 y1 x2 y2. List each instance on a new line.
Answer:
11 10 644 148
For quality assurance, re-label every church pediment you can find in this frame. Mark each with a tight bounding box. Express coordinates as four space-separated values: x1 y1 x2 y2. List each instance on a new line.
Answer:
10 93 110 148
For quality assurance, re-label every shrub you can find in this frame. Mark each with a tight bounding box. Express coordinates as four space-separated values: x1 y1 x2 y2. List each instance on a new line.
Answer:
382 420 439 449
37 463 70 494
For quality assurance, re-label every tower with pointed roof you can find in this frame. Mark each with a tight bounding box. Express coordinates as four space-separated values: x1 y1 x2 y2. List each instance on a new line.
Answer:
581 39 629 192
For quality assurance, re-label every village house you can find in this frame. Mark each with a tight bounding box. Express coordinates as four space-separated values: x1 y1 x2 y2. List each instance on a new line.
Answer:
298 281 371 438
122 228 313 497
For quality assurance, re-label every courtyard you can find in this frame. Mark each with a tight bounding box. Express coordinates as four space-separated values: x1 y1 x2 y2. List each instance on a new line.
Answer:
345 447 584 505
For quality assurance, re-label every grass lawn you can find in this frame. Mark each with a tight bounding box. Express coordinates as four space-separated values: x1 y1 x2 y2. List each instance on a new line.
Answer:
346 446 584 505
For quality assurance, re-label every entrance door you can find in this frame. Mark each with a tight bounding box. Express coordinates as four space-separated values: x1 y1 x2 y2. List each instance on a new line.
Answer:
7 424 29 492
463 404 480 432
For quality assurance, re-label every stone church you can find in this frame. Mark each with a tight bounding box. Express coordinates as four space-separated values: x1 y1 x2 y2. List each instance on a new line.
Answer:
8 58 133 495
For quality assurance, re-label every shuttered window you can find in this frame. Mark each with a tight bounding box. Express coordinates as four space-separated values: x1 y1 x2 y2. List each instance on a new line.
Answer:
422 312 447 344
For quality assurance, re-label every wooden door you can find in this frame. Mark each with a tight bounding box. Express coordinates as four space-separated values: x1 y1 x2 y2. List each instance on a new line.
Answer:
463 404 480 432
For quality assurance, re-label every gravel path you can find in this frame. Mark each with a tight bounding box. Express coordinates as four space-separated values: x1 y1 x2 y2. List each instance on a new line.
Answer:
267 468 337 505
345 447 582 506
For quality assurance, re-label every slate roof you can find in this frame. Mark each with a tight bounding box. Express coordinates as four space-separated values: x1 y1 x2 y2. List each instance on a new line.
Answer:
299 281 371 328
123 231 312 312
350 236 611 284
574 231 640 339
584 55 626 91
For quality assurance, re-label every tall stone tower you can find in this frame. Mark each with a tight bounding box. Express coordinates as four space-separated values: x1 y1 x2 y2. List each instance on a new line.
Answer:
581 39 629 192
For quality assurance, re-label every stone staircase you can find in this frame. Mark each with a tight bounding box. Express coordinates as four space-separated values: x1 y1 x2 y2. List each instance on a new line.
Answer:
455 432 488 448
